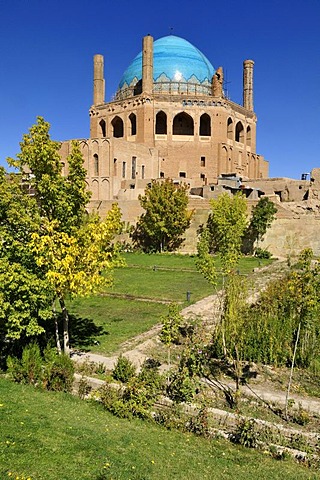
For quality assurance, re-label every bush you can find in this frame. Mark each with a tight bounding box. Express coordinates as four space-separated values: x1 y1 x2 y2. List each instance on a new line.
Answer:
112 355 136 383
230 418 258 448
255 247 272 259
6 342 74 393
138 359 165 399
45 352 75 393
167 367 196 403
7 342 43 386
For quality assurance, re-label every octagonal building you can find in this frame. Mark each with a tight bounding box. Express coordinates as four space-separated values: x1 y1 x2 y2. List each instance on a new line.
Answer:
60 34 268 204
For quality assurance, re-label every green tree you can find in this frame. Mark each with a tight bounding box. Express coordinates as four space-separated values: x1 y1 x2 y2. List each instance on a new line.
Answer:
132 179 193 252
3 117 124 355
243 197 277 254
206 193 247 274
160 304 183 368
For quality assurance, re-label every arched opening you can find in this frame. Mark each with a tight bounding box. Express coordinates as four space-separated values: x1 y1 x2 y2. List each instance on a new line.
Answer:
235 121 244 143
221 146 228 173
199 113 211 136
246 126 252 147
99 119 106 138
227 118 233 140
111 116 124 138
173 112 194 135
155 111 167 134
129 113 137 136
93 154 99 176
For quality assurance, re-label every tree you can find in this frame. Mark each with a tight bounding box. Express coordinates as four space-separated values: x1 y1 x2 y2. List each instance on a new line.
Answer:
206 192 247 274
243 197 277 255
195 193 249 407
30 207 123 354
132 179 193 252
4 117 123 355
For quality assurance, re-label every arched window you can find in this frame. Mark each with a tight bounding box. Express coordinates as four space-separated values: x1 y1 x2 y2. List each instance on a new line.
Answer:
246 126 252 147
155 111 167 134
235 121 244 143
199 113 211 136
93 154 99 176
99 119 106 138
227 118 233 140
129 113 137 136
173 112 194 135
111 116 124 138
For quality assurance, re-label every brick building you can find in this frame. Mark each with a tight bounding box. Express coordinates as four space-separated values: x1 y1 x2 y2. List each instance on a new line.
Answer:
60 34 268 204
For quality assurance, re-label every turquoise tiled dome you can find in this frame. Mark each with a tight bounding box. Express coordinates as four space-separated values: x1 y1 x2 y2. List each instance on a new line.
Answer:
117 35 215 97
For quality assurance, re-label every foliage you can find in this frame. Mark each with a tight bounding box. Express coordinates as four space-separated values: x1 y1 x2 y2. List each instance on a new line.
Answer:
206 193 247 273
42 346 75 392
8 119 90 233
254 247 272 259
231 419 258 449
112 355 136 383
0 168 40 270
0 258 53 341
244 197 277 254
7 342 43 385
160 304 183 347
138 359 164 398
132 179 193 252
4 117 124 354
6 342 74 392
237 249 320 368
195 227 217 287
167 366 198 403
100 373 161 421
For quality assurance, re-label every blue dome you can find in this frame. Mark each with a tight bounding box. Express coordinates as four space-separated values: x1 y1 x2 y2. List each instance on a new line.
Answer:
117 35 215 95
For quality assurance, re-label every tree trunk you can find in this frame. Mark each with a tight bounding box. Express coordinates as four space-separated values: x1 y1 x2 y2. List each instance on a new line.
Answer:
285 322 301 420
52 299 62 354
59 295 70 356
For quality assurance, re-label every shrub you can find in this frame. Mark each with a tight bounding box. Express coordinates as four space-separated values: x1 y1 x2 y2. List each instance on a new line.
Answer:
7 342 43 386
45 353 75 392
112 355 136 383
167 367 196 403
255 247 272 259
138 359 165 399
230 418 258 448
6 342 74 392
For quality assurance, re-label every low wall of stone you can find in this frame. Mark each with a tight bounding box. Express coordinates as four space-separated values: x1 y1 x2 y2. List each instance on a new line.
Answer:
260 217 320 258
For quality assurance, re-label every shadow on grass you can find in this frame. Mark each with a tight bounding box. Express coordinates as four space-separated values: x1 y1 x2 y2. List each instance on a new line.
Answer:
58 313 108 350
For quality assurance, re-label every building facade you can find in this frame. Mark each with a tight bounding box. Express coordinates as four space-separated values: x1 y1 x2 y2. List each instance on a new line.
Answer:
60 34 268 203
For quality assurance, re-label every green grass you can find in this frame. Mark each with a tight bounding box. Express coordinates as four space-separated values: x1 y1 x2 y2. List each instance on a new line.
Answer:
68 253 272 355
69 296 166 355
1 378 318 480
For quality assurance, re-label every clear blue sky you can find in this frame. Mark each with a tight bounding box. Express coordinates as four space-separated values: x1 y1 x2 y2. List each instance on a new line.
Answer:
1 0 319 179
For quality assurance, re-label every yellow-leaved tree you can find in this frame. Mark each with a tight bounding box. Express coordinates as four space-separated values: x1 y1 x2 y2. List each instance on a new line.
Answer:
31 207 123 354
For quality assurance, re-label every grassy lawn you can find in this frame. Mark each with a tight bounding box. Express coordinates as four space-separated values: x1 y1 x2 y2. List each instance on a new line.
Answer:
1 378 318 480
68 253 271 355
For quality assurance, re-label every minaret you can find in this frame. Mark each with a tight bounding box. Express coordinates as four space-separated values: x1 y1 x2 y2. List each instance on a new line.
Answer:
212 66 224 97
243 59 254 111
142 35 153 94
93 54 105 105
